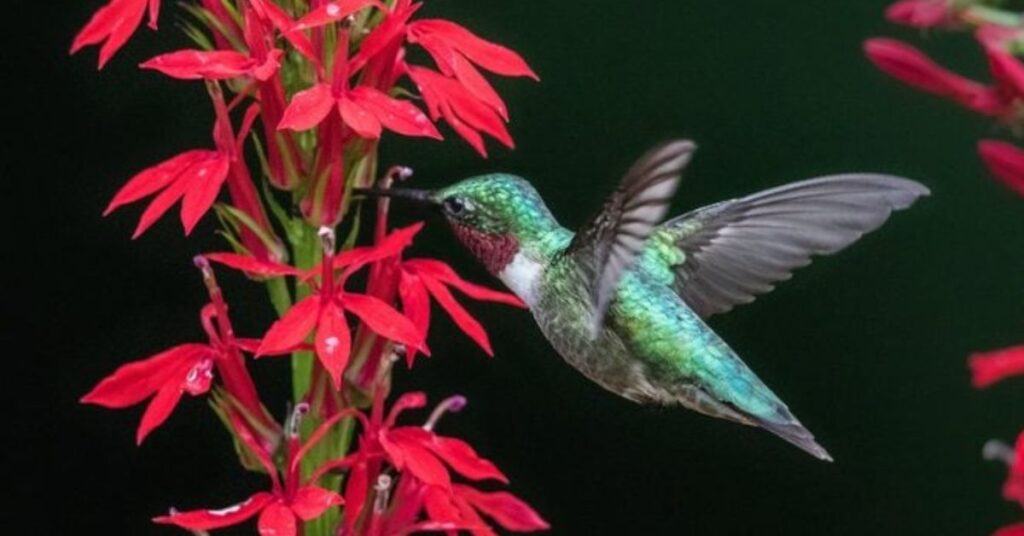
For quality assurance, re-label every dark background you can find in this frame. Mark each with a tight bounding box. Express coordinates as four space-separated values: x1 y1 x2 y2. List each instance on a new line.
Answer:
8 1 1024 534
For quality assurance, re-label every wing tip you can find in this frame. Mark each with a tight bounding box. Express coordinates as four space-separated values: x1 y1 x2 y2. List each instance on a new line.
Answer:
757 413 834 462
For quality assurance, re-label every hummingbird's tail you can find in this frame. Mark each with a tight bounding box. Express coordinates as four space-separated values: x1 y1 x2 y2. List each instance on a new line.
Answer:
749 406 833 462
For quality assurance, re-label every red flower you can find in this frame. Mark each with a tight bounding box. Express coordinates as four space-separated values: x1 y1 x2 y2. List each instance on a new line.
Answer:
864 38 1004 115
207 224 427 387
82 341 214 444
978 25 1024 102
399 258 525 363
407 18 539 120
81 292 265 444
885 0 956 29
71 0 160 68
104 94 260 238
350 1 539 155
155 406 348 535
278 27 441 141
140 48 284 81
978 141 1024 197
335 393 548 535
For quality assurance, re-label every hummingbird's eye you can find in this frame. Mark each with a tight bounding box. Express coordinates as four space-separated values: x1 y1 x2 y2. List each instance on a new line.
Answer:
443 197 468 216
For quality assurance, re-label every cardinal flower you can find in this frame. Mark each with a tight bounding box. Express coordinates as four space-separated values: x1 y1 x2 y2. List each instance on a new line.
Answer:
399 258 525 363
970 344 1024 388
278 29 441 141
350 0 539 155
81 295 264 444
885 0 956 29
207 224 427 387
156 405 347 535
140 48 284 81
72 0 160 68
104 92 261 238
863 38 1004 116
337 393 548 535
978 141 1024 197
995 524 1024 536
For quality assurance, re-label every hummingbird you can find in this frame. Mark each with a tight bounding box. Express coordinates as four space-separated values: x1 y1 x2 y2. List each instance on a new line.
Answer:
359 140 928 461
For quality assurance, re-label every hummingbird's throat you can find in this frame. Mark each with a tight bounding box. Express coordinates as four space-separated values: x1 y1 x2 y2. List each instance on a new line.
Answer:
449 223 519 275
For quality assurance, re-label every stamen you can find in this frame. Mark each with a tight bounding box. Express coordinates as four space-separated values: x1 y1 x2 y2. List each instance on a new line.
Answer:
286 403 311 439
318 226 336 256
423 395 468 431
373 474 394 513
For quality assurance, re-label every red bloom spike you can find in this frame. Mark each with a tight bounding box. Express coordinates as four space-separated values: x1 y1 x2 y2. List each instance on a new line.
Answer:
407 66 514 156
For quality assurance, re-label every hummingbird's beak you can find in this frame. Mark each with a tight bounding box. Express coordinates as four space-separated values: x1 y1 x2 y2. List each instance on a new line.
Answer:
353 187 439 206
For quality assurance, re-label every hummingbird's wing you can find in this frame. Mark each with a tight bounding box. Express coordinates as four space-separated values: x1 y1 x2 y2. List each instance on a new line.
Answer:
645 174 929 318
566 140 696 334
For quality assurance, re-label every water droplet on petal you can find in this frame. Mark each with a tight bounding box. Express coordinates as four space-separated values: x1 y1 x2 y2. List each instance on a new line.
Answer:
326 3 341 16
324 336 340 354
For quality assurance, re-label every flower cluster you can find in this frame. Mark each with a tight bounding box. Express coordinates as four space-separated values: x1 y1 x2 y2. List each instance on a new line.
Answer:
72 0 544 534
865 3 1024 533
864 1 1024 196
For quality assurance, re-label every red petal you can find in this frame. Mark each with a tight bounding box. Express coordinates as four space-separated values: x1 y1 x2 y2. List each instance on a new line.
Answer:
252 49 285 81
338 96 383 139
406 259 524 307
979 140 1024 197
985 46 1024 99
969 345 1024 388
153 492 274 530
81 344 210 408
420 276 493 356
455 485 549 532
448 52 508 120
72 0 149 68
136 381 186 444
863 38 1003 115
279 84 336 131
342 293 427 353
423 486 462 524
429 436 508 483
105 150 208 215
290 486 344 521
132 169 193 238
333 222 424 273
349 86 442 139
257 296 321 356
258 500 297 536
885 0 952 28
180 155 232 235
204 252 301 277
409 19 538 79
398 272 431 365
342 461 369 532
381 428 451 488
315 301 352 388
1005 432 1024 507
140 49 254 80
249 0 319 63
294 0 385 31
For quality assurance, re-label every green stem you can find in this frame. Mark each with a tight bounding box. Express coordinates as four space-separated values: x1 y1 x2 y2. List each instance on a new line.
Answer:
961 5 1023 28
291 224 322 403
265 276 292 317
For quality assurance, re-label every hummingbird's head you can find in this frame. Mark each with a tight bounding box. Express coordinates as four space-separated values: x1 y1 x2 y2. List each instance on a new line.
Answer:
428 174 559 274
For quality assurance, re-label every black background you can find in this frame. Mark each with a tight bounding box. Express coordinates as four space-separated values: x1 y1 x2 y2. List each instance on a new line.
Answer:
8 1 1024 534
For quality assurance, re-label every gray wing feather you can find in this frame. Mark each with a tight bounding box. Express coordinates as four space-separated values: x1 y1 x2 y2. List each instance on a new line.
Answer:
665 174 929 318
567 140 696 335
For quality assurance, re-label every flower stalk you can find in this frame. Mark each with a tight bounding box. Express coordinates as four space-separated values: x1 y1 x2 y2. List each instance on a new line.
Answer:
73 0 544 534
